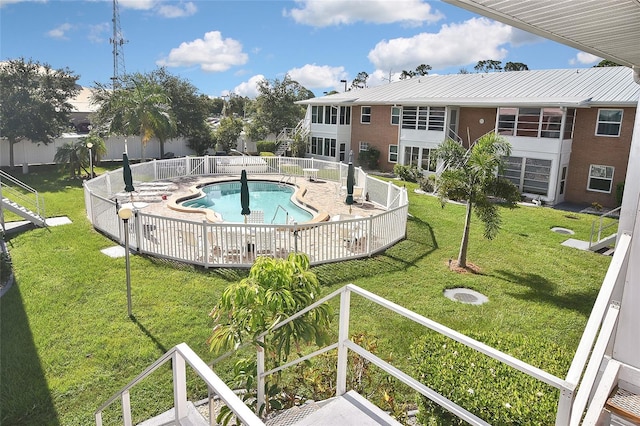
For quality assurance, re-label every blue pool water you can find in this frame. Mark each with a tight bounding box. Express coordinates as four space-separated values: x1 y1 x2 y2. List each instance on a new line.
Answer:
182 181 313 224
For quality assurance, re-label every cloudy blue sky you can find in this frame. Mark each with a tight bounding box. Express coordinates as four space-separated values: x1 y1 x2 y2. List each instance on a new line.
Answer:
0 0 602 98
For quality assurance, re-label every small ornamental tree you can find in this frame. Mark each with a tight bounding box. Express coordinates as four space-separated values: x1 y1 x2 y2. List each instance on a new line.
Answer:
208 253 332 420
436 133 521 268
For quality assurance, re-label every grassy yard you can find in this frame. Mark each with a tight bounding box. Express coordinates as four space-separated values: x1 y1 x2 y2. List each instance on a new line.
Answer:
0 165 612 425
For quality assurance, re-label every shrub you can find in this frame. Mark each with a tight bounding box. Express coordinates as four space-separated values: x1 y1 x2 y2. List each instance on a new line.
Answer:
256 140 276 153
393 164 422 182
411 331 571 425
418 174 436 192
616 182 624 207
358 147 380 170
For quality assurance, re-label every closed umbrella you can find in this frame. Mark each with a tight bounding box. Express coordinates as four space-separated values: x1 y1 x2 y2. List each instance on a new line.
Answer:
123 152 135 200
345 151 355 213
240 169 250 223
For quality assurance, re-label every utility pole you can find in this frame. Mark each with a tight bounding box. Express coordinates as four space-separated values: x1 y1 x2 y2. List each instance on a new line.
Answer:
110 0 128 89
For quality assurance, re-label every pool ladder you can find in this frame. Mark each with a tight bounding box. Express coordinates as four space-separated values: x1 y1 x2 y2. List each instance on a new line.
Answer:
279 174 295 186
271 204 294 225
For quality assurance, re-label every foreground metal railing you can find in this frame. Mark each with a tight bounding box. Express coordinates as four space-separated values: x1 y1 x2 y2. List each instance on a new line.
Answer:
589 206 621 249
94 343 263 426
250 234 632 426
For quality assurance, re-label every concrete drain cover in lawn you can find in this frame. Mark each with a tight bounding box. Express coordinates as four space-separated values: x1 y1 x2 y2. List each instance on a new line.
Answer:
444 288 488 305
551 227 575 235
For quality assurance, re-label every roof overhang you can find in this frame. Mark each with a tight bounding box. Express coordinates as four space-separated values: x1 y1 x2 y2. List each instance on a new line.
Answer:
443 0 640 77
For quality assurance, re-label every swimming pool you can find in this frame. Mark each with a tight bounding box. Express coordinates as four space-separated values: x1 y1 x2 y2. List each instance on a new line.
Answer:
181 181 314 224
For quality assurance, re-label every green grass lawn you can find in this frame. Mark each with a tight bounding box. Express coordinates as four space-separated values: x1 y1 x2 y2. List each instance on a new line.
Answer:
0 165 613 425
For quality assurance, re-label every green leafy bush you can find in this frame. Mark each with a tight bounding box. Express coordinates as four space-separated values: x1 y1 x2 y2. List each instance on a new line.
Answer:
616 182 624 207
411 331 571 425
393 164 422 182
418 174 436 192
256 140 277 153
358 147 380 170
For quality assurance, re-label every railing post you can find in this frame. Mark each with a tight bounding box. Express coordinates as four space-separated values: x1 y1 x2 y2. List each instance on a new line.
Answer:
204 155 210 175
386 181 393 208
555 388 574 426
257 336 266 415
173 352 188 421
336 287 351 396
122 390 133 426
153 159 158 181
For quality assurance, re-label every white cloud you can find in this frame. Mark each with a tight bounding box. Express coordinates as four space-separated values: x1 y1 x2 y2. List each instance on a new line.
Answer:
118 0 156 11
284 0 443 27
0 0 46 7
119 0 196 17
570 51 601 65
232 74 266 99
157 2 197 18
87 22 110 43
157 31 248 72
46 23 73 40
368 17 513 72
287 64 348 90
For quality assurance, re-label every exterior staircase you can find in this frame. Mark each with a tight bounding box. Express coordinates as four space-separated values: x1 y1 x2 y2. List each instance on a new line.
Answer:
0 170 46 230
275 120 310 156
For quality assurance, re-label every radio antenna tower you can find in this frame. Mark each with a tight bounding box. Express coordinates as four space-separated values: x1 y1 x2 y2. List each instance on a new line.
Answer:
110 0 127 88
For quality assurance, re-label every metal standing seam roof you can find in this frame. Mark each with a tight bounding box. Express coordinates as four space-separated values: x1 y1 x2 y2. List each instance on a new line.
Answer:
443 0 640 70
300 67 640 107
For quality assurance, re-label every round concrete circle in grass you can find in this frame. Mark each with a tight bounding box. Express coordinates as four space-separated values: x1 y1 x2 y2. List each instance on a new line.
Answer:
551 227 575 235
444 288 488 305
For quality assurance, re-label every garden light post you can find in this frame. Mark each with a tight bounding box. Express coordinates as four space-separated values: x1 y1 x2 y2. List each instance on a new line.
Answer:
118 206 133 318
86 142 94 178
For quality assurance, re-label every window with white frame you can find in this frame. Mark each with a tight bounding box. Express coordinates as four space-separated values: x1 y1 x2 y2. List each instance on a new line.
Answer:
310 137 336 157
401 106 444 131
501 156 551 196
403 146 420 166
359 141 370 152
596 109 623 136
588 165 614 192
324 106 337 124
339 106 351 125
388 145 398 163
421 148 437 172
361 106 371 123
391 107 401 125
498 107 566 139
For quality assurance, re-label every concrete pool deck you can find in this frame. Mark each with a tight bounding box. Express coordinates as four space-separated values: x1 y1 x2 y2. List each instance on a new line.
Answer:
119 174 386 223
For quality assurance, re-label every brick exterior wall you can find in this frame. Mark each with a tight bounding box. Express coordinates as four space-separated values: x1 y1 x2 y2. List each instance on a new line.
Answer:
457 107 498 146
565 107 636 208
350 105 399 172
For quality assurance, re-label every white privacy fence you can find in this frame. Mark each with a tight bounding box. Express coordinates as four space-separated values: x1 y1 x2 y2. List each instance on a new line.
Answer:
84 156 408 267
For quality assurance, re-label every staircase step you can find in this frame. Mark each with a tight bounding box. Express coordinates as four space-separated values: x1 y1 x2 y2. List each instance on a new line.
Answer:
137 401 208 426
606 387 640 424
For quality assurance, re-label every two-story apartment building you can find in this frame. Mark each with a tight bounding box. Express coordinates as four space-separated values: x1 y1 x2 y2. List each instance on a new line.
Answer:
298 67 640 208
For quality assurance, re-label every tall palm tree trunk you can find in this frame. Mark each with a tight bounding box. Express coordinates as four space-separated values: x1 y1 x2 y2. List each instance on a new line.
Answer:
458 201 473 268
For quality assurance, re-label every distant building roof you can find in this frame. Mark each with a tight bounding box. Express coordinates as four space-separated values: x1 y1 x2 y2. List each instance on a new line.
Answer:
300 67 640 107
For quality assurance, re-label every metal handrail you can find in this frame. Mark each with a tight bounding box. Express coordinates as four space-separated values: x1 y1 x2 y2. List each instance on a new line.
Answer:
589 206 621 248
270 204 292 224
95 343 263 426
0 170 46 220
253 284 573 425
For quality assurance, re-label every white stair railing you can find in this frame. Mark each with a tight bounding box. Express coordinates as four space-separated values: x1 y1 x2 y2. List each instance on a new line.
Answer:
94 343 263 426
589 206 621 249
0 169 46 226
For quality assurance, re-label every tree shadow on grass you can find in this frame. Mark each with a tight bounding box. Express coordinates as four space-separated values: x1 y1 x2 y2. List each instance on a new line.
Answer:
0 282 59 425
492 269 598 316
314 215 438 285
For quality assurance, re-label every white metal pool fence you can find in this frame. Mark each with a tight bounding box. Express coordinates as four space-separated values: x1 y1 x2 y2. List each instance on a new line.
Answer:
83 156 409 267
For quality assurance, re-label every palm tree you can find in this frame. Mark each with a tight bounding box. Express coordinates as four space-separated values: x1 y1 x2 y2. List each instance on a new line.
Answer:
91 72 176 160
436 133 521 268
53 133 106 178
